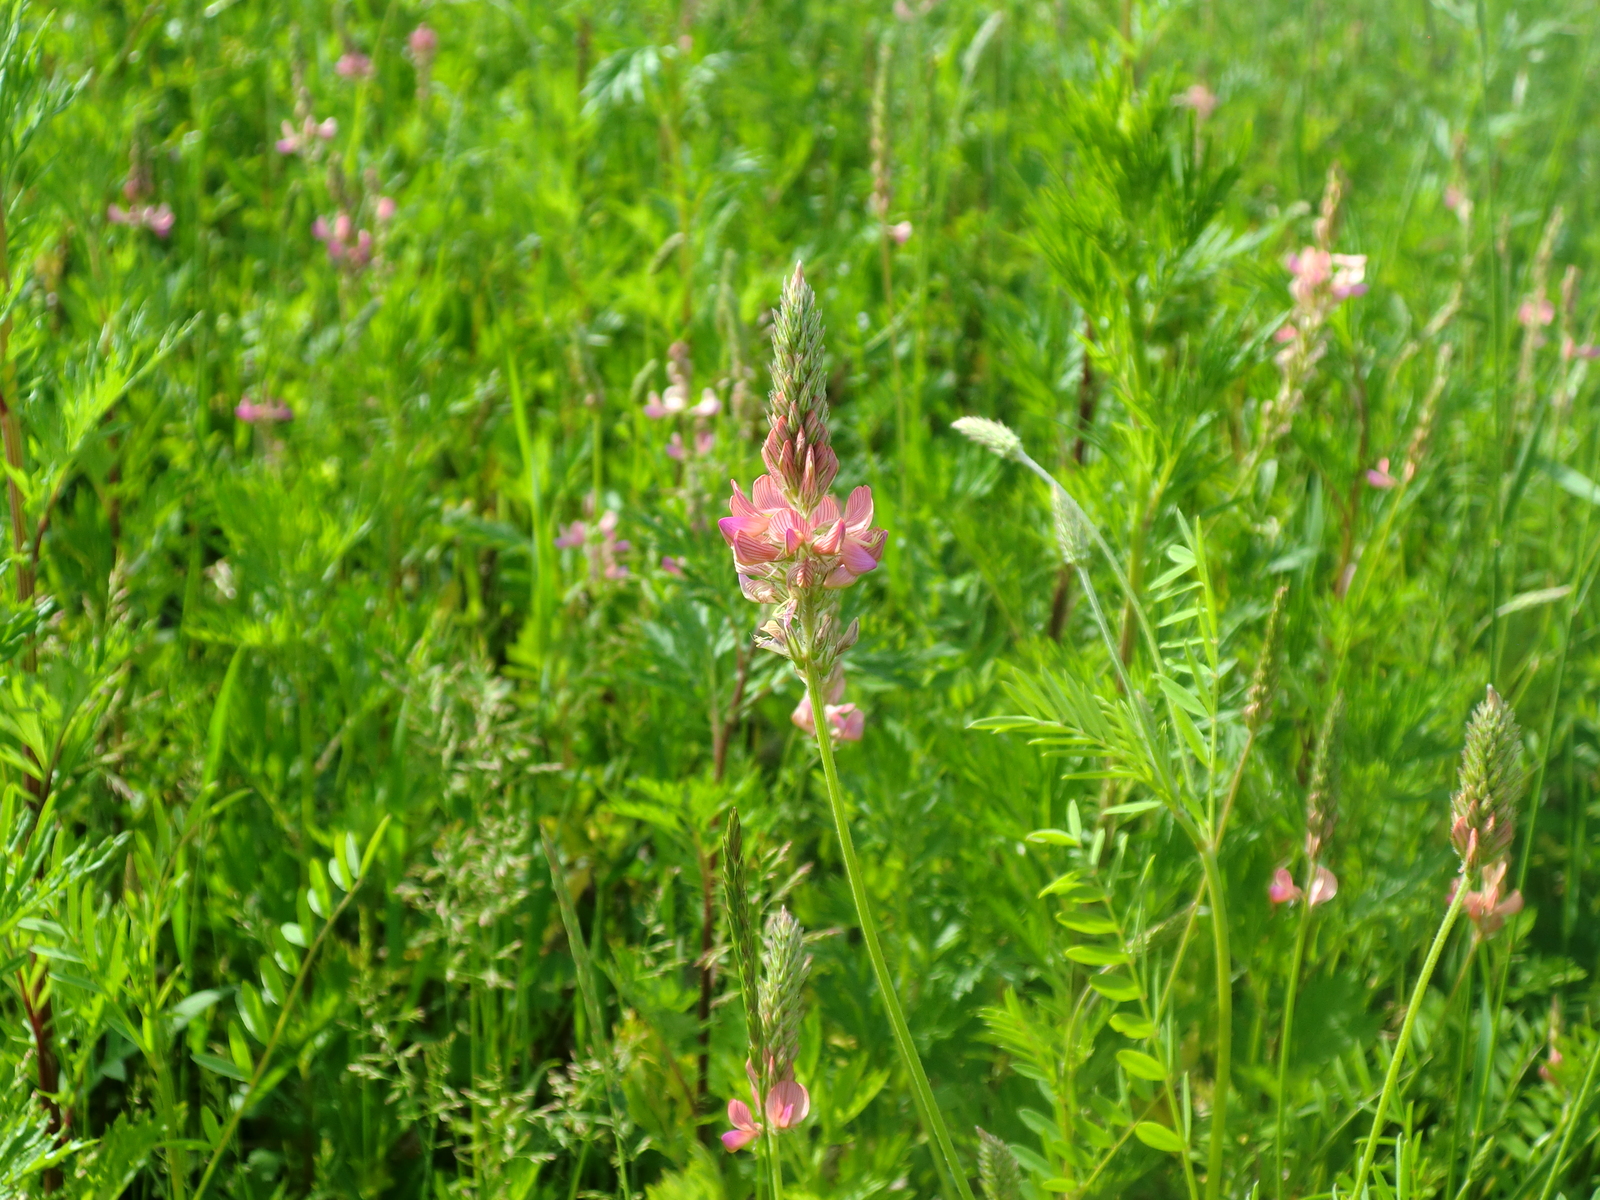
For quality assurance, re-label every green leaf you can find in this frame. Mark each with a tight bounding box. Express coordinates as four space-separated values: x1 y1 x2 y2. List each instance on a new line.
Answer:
1026 828 1080 847
192 1051 249 1083
1088 974 1142 1003
228 1019 255 1076
1065 944 1128 965
1110 1013 1156 1039
1133 1121 1186 1153
1038 871 1082 897
1116 1049 1168 1081
1104 798 1162 816
1057 914 1118 934
168 989 226 1032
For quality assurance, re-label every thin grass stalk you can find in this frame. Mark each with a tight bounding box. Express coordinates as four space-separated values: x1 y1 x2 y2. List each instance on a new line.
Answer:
803 660 974 1200
1196 847 1232 1200
542 826 633 1200
1534 1024 1600 1200
1351 881 1468 1197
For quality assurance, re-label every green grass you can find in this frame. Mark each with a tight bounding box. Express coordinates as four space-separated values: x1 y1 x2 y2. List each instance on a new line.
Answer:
0 0 1598 1196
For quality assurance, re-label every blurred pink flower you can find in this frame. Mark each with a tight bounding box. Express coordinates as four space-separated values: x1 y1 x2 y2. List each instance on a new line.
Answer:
1366 457 1398 489
1518 297 1555 328
661 555 685 576
276 116 338 155
408 24 438 63
1443 186 1472 223
1287 248 1331 305
108 203 175 238
722 1099 759 1152
313 212 373 269
1330 254 1367 299
888 220 913 245
1268 867 1300 906
553 521 586 549
792 667 865 741
1174 83 1218 122
1540 1045 1563 1084
554 513 629 579
236 395 293 424
1306 865 1338 907
336 52 373 79
375 196 397 222
765 1080 810 1129
1563 338 1600 361
691 388 722 417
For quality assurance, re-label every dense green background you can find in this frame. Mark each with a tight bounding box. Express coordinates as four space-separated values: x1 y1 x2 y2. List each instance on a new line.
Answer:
0 0 1598 1195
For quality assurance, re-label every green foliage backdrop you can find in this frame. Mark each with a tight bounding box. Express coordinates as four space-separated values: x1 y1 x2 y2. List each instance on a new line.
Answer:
0 0 1598 1196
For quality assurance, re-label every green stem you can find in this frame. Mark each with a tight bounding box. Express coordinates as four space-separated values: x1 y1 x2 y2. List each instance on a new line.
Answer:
768 1130 786 1200
803 660 974 1200
1273 883 1314 1200
1351 879 1468 1197
1197 847 1232 1200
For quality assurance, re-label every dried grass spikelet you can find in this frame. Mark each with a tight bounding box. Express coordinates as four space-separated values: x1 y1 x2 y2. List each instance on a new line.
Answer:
976 1127 1023 1200
1450 685 1525 872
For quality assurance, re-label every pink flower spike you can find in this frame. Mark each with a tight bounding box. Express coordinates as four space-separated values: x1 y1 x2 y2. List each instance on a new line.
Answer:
661 555 685 576
235 396 293 424
375 196 397 222
1367 458 1398 489
888 220 913 245
723 1099 760 1152
1268 867 1301 906
765 1080 810 1129
553 521 586 549
107 204 132 226
146 204 175 239
643 391 670 419
1307 865 1338 907
336 52 374 80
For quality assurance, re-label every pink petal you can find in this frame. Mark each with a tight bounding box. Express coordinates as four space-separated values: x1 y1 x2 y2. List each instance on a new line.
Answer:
728 1099 758 1132
1268 867 1301 905
843 485 874 530
791 695 817 735
810 495 842 528
765 1080 810 1128
1307 865 1338 907
812 518 846 555
661 555 684 576
828 704 864 742
727 482 761 520
839 538 881 576
731 529 785 566
722 1128 757 1152
751 475 789 512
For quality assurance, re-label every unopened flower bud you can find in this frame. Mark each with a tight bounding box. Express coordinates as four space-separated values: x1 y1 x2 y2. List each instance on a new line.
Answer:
1244 585 1288 731
722 811 765 1077
757 907 809 1085
1450 685 1524 870
977 1128 1024 1200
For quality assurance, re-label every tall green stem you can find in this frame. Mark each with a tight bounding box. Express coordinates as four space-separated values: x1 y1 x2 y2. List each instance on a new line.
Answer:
803 661 974 1200
1197 847 1232 1200
1351 880 1468 1197
1273 885 1314 1199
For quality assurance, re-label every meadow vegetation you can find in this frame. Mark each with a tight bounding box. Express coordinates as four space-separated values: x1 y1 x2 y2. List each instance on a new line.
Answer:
1 0 1598 1196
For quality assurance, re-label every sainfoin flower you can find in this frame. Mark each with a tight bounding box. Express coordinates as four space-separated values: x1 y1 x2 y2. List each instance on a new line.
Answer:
553 511 630 580
276 116 337 155
1517 297 1555 328
721 1082 812 1152
108 203 175 239
791 669 864 741
1366 457 1398 489
1269 865 1337 907
236 395 293 424
1174 83 1218 122
336 51 373 79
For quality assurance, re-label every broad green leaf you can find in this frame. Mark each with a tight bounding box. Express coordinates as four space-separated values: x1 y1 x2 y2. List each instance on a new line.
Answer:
1110 1013 1156 1039
1116 1049 1168 1081
1088 974 1142 1003
1065 944 1128 965
1133 1121 1186 1152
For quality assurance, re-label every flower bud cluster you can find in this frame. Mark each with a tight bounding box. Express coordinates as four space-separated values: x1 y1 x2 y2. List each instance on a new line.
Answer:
1450 685 1527 938
977 1128 1024 1200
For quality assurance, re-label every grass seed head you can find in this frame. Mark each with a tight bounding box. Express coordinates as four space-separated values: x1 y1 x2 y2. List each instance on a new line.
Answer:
1450 685 1524 872
977 1127 1024 1200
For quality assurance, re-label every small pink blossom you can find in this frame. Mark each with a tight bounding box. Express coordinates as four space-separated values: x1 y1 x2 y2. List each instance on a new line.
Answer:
722 1099 759 1152
336 52 373 80
690 388 722 417
375 196 397 222
553 512 629 579
313 212 373 269
1330 254 1368 299
792 696 865 742
1268 867 1301 906
236 395 293 424
888 220 914 245
661 555 685 576
1366 458 1398 489
1562 338 1600 361
1174 83 1218 122
1458 860 1523 937
1517 297 1555 328
553 521 585 549
1443 186 1472 223
276 116 338 155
